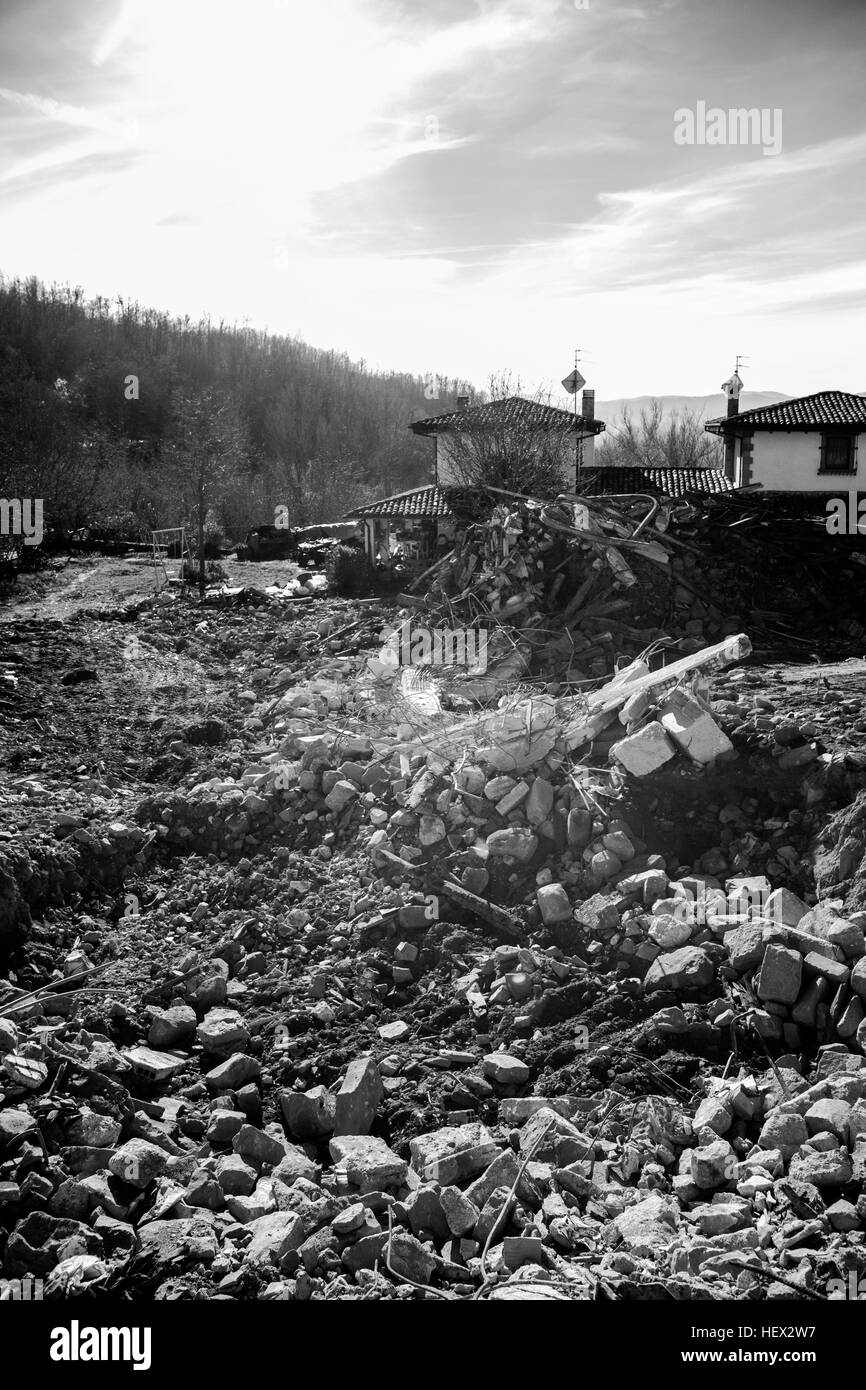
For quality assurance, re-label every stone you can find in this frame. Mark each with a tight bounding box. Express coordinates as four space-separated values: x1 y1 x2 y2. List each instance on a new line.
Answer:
486 828 538 863
205 1054 260 1091
233 1124 287 1167
403 1184 448 1241
332 1202 367 1236
217 1154 258 1196
147 1005 197 1049
611 721 677 777
611 1193 679 1254
381 1232 437 1284
804 1099 852 1142
755 944 802 1005
536 883 572 926
590 850 622 881
602 830 635 861
690 1139 735 1190
502 1235 544 1270
496 782 529 817
65 1108 122 1149
465 1150 540 1210
847 1100 866 1145
196 1008 249 1055
409 1123 500 1184
280 1085 335 1140
244 1210 305 1264
724 922 766 972
567 808 593 847
333 1056 383 1136
483 1053 530 1085
418 814 447 846
324 780 358 813
271 1146 320 1187
440 1185 480 1236
850 958 866 1000
756 1112 806 1167
226 1181 278 1223
803 953 850 986
693 1096 732 1136
518 1107 592 1166
525 778 555 827
826 1199 860 1232
643 946 715 993
108 1139 168 1190
341 1233 388 1273
788 1149 853 1186
4 1213 104 1277
0 1109 38 1147
328 1135 408 1189
206 1109 246 1144
791 978 828 1028
378 1020 410 1042
648 916 692 950
658 689 733 763
184 1171 224 1210
763 888 808 928
573 893 621 936
475 1186 514 1244
827 919 865 957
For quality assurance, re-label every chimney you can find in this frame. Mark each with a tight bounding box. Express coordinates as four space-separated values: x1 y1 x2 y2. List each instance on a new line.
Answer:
456 395 469 411
579 390 596 472
719 369 743 482
722 369 743 418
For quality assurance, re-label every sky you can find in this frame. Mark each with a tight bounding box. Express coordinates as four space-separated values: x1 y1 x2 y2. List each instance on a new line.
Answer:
1 0 865 401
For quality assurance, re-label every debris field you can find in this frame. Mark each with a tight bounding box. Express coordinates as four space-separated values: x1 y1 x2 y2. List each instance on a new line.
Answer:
1 490 866 1303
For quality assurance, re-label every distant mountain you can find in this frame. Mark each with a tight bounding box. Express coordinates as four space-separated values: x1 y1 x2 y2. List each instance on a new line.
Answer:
594 392 791 428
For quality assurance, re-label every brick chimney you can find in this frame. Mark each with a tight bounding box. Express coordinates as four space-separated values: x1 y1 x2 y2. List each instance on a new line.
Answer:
720 370 743 480
580 389 596 471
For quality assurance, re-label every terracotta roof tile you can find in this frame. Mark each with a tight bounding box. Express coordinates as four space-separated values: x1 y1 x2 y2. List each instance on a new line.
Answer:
411 395 605 436
580 467 733 498
343 484 454 520
706 391 866 433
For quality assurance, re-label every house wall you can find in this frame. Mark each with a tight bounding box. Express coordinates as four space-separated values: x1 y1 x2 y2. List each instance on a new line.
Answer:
735 430 863 490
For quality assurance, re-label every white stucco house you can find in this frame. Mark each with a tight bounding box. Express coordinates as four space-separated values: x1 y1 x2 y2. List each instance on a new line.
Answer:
409 392 605 487
705 389 866 491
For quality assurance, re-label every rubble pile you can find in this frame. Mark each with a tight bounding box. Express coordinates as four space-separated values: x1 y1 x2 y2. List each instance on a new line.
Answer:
2 522 866 1301
397 490 866 693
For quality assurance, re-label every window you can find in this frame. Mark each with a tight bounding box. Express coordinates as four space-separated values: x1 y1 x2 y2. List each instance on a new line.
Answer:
819 432 856 474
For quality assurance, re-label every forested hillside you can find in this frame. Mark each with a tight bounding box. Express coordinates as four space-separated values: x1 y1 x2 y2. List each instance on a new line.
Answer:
0 276 473 541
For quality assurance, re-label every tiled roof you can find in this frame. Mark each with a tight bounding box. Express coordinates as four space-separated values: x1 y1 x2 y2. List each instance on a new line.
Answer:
706 391 866 434
411 395 605 436
580 467 734 498
343 484 454 520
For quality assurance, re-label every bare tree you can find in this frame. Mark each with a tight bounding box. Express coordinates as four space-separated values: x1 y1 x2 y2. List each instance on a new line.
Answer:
440 371 580 496
595 399 722 470
165 389 248 593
